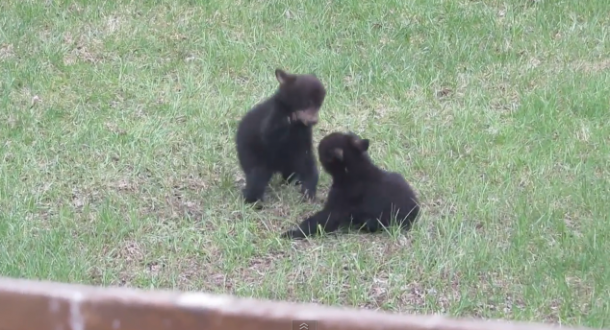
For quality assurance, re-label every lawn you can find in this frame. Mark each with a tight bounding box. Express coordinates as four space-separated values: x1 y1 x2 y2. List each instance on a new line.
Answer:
1 0 609 327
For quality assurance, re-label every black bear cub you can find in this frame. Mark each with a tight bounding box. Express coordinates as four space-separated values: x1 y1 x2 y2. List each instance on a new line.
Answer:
236 68 326 206
281 131 420 239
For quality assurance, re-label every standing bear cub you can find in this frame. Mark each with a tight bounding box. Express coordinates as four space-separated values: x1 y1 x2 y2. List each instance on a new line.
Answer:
236 68 326 206
281 131 420 239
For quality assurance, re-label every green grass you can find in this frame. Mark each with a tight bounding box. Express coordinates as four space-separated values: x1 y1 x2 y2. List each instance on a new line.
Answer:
1 0 609 327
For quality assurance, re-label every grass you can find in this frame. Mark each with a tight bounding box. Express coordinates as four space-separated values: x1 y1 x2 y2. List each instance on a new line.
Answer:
1 0 609 327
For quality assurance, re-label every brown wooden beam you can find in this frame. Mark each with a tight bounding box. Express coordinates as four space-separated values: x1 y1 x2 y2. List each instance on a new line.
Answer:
0 277 595 330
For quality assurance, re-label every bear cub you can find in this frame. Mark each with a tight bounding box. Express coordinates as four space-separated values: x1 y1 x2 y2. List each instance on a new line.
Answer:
281 131 420 239
236 68 326 206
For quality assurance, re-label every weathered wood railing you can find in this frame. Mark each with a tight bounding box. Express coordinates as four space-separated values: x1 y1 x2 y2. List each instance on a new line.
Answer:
0 276 596 330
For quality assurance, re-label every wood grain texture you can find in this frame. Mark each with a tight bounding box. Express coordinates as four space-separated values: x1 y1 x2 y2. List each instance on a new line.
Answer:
0 276 596 330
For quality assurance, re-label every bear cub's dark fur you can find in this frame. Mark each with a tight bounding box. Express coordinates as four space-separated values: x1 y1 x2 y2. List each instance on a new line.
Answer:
281 131 420 239
236 68 326 206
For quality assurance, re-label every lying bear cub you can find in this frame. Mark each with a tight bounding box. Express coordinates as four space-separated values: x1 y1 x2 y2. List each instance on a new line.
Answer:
281 131 420 239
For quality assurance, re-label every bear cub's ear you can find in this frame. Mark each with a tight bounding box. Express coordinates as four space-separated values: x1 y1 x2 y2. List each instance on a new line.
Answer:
275 69 297 85
352 138 369 153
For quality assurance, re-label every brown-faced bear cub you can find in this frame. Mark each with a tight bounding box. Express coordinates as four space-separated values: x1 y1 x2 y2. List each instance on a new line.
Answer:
281 131 420 239
236 69 326 206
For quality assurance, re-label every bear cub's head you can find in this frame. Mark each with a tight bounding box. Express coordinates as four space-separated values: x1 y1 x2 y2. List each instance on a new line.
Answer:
274 69 326 126
318 131 370 176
